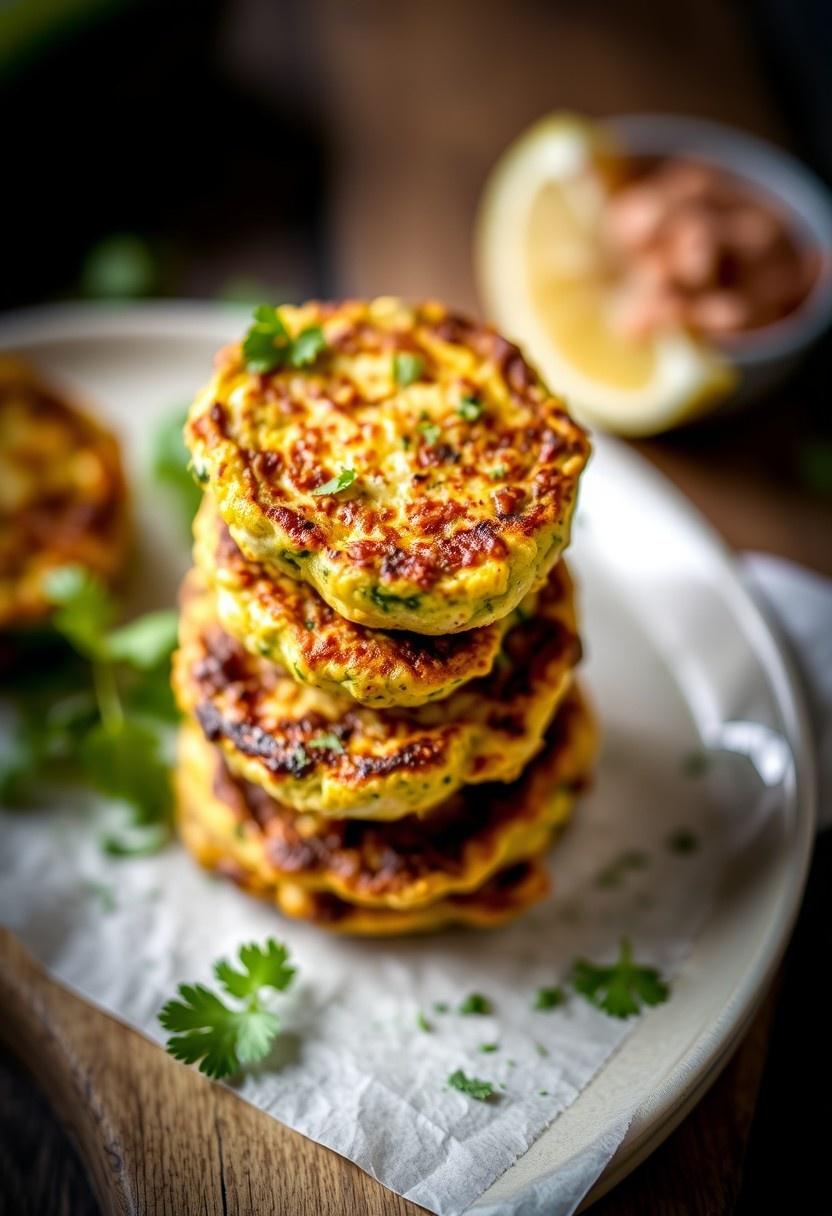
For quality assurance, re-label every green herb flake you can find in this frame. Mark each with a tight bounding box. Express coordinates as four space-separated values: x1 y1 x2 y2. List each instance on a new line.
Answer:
393 351 425 387
447 1070 494 1102
311 469 356 496
667 828 700 855
160 939 295 1078
242 305 328 375
489 465 507 481
290 745 309 770
308 732 345 754
152 408 201 536
417 1011 432 1033
479 1042 499 1053
534 986 565 1011
457 395 483 421
535 1042 549 1058
433 1001 449 1015
595 849 650 890
458 993 492 1016
418 420 441 446
572 938 670 1019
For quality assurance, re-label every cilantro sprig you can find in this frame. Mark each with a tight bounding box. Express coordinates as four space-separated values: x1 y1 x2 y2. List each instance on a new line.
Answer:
160 940 296 1079
572 939 669 1019
243 305 327 374
311 469 356 497
393 351 424 387
151 408 201 538
447 1070 495 1102
1 565 178 855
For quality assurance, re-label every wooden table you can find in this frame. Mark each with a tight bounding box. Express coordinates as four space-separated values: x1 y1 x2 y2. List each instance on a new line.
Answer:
2 1 830 1212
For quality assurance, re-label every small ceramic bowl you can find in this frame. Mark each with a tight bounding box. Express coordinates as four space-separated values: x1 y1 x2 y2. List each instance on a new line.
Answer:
606 114 832 406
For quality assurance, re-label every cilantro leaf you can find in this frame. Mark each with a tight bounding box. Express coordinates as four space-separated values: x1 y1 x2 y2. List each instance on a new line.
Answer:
458 993 492 1015
242 306 327 374
80 719 171 830
571 939 669 1019
458 395 483 421
151 408 201 535
44 565 115 659
311 469 356 496
447 1070 495 1101
534 986 565 1011
416 1011 432 1032
214 939 295 1000
288 326 326 368
105 609 179 670
160 941 296 1079
418 420 441 446
393 352 424 387
479 1042 499 1053
307 731 345 754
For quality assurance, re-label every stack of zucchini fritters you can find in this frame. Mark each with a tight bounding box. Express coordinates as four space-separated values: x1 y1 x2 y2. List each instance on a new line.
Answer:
173 298 595 934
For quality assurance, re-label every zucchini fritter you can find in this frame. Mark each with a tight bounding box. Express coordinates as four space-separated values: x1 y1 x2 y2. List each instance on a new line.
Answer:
0 357 128 629
175 689 595 911
173 563 581 819
185 298 589 635
193 496 532 707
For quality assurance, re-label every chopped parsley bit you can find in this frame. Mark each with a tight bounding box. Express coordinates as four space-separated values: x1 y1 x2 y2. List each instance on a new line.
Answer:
311 468 356 496
393 351 425 387
290 744 309 769
418 420 441 446
489 465 507 481
479 1042 499 1053
308 732 345 754
572 938 670 1019
534 986 566 1011
595 849 650 890
539 1090 550 1097
506 1059 516 1069
667 828 699 855
681 750 710 778
433 1001 450 1015
458 993 492 1016
242 305 327 374
417 1011 432 1033
535 1043 549 1058
447 1070 495 1102
457 395 483 421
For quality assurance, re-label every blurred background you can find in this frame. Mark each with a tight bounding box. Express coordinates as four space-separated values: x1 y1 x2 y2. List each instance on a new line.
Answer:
0 0 830 579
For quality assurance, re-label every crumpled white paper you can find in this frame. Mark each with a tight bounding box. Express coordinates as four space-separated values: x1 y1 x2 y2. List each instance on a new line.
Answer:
1 550 822 1216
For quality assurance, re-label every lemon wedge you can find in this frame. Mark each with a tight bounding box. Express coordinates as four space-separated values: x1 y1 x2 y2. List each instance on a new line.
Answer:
475 114 735 436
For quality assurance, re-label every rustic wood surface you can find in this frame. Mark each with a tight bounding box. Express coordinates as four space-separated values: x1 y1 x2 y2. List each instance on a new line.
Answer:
2 0 830 1213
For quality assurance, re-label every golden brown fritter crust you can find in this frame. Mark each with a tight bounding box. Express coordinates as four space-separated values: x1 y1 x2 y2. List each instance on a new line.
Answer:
185 297 590 634
175 688 595 910
0 356 128 629
172 562 581 819
193 496 531 707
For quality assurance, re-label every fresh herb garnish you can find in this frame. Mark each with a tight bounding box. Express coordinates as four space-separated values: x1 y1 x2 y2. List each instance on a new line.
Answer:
489 466 506 481
458 395 483 421
479 1042 499 1053
393 352 424 387
243 305 327 374
311 468 356 496
369 586 421 613
572 939 669 1019
667 828 699 855
417 1011 432 1033
595 849 650 890
535 1042 549 1058
308 732 345 754
447 1070 495 1101
433 1001 449 1015
152 408 201 537
160 939 295 1079
0 566 178 852
534 986 565 1011
458 993 492 1016
418 420 441 446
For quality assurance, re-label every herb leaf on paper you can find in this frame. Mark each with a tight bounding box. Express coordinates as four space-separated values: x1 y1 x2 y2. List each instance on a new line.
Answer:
571 939 669 1019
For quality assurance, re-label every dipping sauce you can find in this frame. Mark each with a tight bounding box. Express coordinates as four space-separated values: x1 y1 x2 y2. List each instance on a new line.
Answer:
602 158 818 340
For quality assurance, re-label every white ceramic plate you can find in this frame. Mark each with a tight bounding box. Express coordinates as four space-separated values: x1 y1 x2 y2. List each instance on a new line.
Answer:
0 303 816 1209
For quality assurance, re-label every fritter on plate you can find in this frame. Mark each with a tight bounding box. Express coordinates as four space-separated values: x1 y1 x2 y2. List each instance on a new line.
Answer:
0 356 128 630
185 297 589 634
193 496 533 707
173 563 581 819
175 688 595 911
